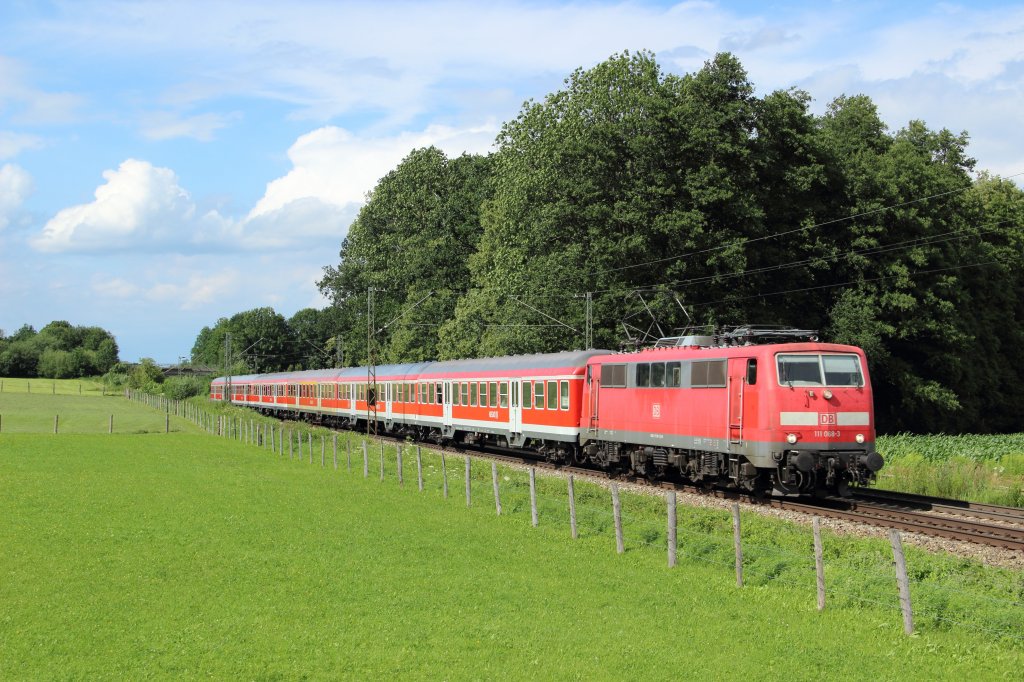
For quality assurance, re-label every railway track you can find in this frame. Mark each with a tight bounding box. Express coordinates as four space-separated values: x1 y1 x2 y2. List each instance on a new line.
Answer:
286 420 1024 551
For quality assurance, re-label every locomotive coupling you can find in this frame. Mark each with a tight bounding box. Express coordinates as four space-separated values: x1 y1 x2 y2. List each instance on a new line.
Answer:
790 451 815 472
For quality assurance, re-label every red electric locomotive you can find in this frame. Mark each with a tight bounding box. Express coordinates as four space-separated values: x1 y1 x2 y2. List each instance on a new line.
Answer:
211 327 883 496
579 327 883 496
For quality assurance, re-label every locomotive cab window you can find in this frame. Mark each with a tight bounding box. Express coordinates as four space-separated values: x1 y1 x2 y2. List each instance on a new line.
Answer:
636 363 650 387
777 354 864 387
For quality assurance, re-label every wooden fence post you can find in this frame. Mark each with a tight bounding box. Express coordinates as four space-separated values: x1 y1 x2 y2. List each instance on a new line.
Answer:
612 483 624 554
289 431 293 459
813 517 825 612
54 414 59 434
347 437 352 472
667 492 677 568
333 434 338 470
492 462 501 515
732 503 743 587
442 453 449 499
308 433 313 464
416 446 423 492
321 435 325 467
165 412 169 433
379 441 385 481
529 467 538 527
109 414 113 434
397 447 404 486
889 530 914 634
465 455 471 507
568 475 578 539
363 440 369 477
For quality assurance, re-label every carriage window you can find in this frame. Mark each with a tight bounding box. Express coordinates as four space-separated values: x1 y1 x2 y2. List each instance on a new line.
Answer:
534 381 544 409
470 382 478 407
489 382 498 408
667 362 681 388
560 380 569 410
523 382 531 409
499 382 508 408
435 382 443 404
461 382 469 406
651 362 665 388
636 363 650 387
480 382 488 407
546 381 557 410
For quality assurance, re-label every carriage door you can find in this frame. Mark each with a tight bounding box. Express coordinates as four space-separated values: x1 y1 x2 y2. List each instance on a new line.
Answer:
442 382 453 428
508 381 521 435
727 358 747 445
384 383 393 420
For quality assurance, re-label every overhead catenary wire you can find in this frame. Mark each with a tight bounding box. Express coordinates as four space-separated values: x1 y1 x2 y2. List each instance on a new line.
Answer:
583 170 1024 280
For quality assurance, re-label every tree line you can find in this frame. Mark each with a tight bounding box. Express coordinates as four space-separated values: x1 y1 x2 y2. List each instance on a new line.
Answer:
0 321 119 379
200 51 1024 434
190 306 346 375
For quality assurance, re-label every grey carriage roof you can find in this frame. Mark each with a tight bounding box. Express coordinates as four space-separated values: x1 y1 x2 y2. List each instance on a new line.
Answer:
212 350 613 384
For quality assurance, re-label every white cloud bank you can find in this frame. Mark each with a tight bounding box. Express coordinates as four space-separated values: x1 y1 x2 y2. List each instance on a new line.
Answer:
31 158 204 252
34 121 498 253
0 163 33 230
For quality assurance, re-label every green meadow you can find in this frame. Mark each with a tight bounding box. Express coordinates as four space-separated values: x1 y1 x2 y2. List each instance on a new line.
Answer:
0 391 1021 678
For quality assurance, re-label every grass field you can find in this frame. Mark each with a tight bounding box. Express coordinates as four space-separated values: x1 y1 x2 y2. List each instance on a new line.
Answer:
0 391 199 435
0 376 111 397
2 424 1023 678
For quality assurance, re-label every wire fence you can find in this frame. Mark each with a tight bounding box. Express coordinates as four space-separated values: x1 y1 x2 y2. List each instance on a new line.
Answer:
124 390 1024 645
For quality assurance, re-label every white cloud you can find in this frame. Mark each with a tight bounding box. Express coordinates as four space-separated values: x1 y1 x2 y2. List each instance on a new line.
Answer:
33 119 496 254
31 159 201 252
0 55 83 124
249 122 497 218
0 131 44 160
91 276 140 298
145 270 240 310
0 163 33 230
139 111 242 141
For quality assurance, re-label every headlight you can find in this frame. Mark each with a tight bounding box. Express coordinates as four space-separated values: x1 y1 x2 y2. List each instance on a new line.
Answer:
786 433 798 444
823 390 833 400
855 433 865 444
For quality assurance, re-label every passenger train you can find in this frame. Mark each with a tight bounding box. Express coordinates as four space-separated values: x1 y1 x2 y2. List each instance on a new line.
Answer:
211 327 883 496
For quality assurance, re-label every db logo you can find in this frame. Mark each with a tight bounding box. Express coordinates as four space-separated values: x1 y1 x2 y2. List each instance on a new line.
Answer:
820 413 836 425
652 403 661 419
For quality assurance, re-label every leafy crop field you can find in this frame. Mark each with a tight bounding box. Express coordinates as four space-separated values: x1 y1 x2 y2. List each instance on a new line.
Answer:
877 434 1024 506
2 423 1022 678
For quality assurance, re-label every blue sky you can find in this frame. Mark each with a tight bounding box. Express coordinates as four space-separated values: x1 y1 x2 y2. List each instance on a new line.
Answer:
1 0 1022 364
